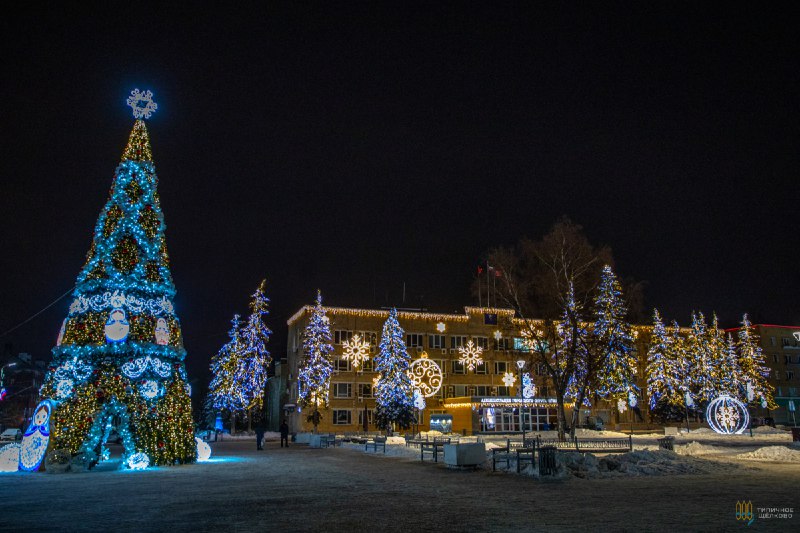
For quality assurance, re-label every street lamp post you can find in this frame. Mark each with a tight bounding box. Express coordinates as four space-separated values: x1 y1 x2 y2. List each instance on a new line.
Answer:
516 360 526 444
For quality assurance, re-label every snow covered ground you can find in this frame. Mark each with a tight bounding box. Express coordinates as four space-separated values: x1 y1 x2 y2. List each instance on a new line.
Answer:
1 437 798 532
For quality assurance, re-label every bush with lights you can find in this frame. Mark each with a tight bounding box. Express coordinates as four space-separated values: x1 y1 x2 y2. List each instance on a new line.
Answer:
37 91 195 470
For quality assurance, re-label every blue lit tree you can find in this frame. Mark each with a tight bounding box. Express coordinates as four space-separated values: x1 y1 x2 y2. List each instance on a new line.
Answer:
374 308 416 432
646 310 681 409
239 280 272 426
297 291 334 432
209 314 245 432
39 91 195 469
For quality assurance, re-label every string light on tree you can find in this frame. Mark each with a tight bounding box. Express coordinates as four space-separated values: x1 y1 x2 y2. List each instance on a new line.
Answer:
342 334 370 369
457 340 484 372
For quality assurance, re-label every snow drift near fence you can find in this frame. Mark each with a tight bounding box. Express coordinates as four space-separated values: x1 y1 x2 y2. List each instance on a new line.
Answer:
737 446 800 462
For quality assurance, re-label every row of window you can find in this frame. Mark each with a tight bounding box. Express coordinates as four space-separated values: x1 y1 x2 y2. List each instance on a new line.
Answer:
333 330 525 351
331 409 446 425
329 383 535 399
770 354 800 365
333 358 546 376
774 370 796 381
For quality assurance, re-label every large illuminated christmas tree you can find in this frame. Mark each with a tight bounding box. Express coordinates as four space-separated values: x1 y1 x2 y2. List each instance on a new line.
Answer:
38 90 195 469
374 308 416 431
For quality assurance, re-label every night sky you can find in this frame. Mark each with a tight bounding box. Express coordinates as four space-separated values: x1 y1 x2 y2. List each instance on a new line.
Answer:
2 5 798 383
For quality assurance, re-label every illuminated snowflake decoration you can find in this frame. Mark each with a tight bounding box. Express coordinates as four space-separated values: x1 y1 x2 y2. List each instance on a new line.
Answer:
127 89 158 119
342 334 370 369
436 322 446 333
493 330 502 341
706 395 749 435
617 398 627 413
127 452 150 470
522 373 535 399
628 390 638 408
55 378 74 400
457 340 484 372
408 352 443 397
502 372 516 388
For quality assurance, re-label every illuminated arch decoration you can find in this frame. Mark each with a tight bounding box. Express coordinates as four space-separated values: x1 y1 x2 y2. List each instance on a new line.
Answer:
408 352 443 397
706 395 749 435
19 401 52 471
342 334 370 369
457 340 484 372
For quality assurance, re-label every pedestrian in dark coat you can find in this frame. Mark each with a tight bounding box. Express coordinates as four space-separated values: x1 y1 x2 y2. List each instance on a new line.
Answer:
255 427 265 450
280 420 289 448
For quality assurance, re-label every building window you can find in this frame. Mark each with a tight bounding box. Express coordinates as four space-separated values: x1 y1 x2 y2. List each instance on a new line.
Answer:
453 385 469 397
773 354 779 364
788 371 795 381
473 336 489 350
786 355 792 365
361 359 374 372
494 338 511 351
333 383 352 398
406 333 424 348
358 331 378 346
429 334 446 349
484 313 498 325
775 371 782 381
474 362 488 374
497 386 510 396
332 410 352 425
334 330 353 345
452 361 466 374
771 336 777 347
451 336 467 349
513 338 530 352
334 358 350 372
782 337 791 347
358 383 373 398
358 409 374 426
495 361 509 374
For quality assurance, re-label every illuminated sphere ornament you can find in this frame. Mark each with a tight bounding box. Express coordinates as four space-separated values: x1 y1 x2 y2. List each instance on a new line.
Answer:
706 395 749 435
408 352 443 397
0 444 20 472
139 380 161 400
127 452 150 470
195 437 211 462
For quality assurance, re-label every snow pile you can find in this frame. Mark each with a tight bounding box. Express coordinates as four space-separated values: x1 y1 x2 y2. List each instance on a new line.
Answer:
386 436 406 445
752 426 789 436
596 450 709 476
674 441 725 456
737 446 800 462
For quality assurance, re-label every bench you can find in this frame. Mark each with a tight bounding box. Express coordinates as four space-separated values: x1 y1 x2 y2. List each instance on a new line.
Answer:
657 436 675 451
365 436 387 453
420 439 450 462
320 434 341 448
491 438 537 472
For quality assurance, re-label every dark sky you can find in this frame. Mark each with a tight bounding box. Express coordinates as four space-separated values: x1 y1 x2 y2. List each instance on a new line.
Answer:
1 4 798 383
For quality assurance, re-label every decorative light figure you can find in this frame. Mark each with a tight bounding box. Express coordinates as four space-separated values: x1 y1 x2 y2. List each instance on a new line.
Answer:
458 340 484 372
706 395 749 435
127 452 150 470
617 398 627 413
195 437 212 462
493 330 502 341
522 373 535 399
55 378 74 400
502 372 516 388
19 401 51 471
342 334 370 369
127 89 158 119
104 308 130 343
154 317 170 345
408 352 443 397
436 322 446 333
628 390 637 408
56 319 67 346
140 380 161 400
413 389 426 410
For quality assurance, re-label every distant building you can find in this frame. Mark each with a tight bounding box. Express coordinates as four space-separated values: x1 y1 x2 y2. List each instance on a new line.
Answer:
0 351 46 431
283 305 655 434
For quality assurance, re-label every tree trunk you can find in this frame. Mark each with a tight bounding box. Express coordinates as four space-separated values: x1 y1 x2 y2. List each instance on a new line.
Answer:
555 389 568 441
231 412 236 436
247 408 252 432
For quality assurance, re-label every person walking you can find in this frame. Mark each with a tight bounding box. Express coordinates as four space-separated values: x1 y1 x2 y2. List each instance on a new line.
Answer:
280 419 289 448
255 426 265 450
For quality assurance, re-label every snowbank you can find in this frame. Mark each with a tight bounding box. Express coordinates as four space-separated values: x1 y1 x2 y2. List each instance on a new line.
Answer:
674 441 726 456
737 446 800 462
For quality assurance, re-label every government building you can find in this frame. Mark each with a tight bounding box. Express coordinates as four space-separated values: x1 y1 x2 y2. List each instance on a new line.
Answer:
279 305 657 435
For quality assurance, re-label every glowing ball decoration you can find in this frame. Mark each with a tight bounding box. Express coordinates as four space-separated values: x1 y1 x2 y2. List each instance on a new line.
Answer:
127 452 150 470
139 380 161 400
195 437 211 462
706 395 749 435
19 400 52 471
0 444 21 472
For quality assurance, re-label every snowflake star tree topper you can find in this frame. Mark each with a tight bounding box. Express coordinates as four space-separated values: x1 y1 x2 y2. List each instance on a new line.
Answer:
457 340 484 372
127 89 158 119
